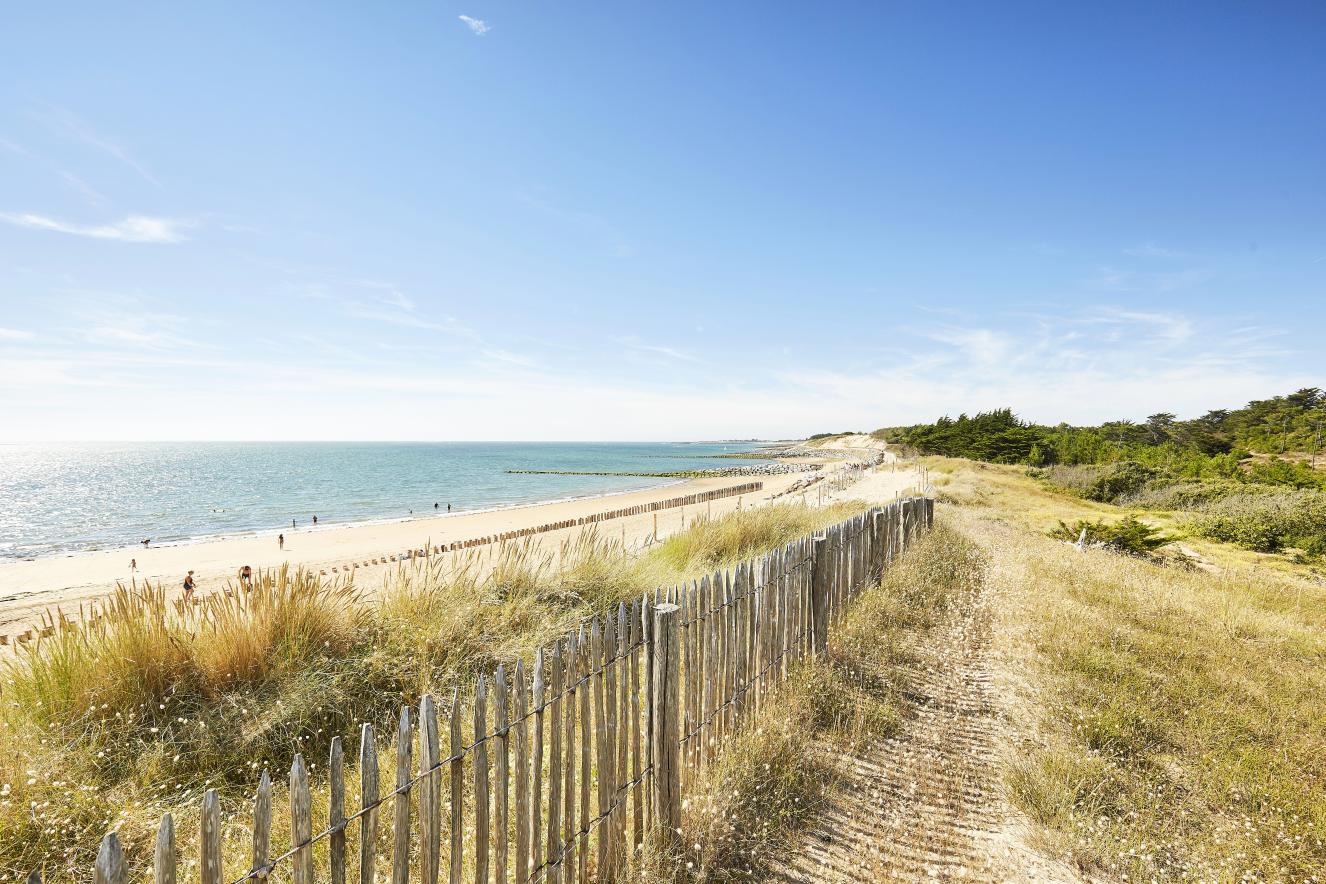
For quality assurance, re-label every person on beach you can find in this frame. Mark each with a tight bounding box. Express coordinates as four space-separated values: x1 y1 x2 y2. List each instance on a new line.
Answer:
447 503 451 512
292 518 296 528
183 570 196 601
313 515 318 525
434 502 439 509
278 533 285 550
239 564 253 589
129 557 137 572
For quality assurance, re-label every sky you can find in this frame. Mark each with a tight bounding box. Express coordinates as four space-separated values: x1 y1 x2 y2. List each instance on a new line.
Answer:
0 1 1322 441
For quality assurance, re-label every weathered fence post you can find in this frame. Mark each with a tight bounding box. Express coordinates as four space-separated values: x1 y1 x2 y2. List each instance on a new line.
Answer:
420 695 441 884
201 789 221 884
392 707 411 884
810 536 830 658
155 813 176 884
330 737 346 884
650 603 682 877
291 754 313 884
94 832 126 884
360 724 380 884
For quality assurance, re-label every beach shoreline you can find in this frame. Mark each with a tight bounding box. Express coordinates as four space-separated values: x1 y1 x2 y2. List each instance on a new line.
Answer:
0 466 843 639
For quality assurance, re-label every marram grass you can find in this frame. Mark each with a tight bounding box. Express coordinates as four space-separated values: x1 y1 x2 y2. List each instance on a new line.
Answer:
0 500 865 880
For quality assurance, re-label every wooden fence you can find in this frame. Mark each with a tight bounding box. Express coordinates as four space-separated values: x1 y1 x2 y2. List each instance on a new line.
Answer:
69 496 933 884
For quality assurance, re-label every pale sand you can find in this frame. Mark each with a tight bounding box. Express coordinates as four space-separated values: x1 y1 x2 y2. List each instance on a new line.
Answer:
0 459 921 639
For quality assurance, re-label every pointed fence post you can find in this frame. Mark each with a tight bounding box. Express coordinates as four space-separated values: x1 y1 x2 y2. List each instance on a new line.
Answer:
331 737 347 884
155 813 176 884
252 769 272 877
360 724 381 884
291 754 313 884
392 707 412 884
94 832 126 884
810 536 830 658
201 789 221 884
650 603 682 879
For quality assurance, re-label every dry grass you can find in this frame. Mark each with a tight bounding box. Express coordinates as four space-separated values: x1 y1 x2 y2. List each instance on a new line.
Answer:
655 502 865 573
0 501 865 880
936 458 1326 881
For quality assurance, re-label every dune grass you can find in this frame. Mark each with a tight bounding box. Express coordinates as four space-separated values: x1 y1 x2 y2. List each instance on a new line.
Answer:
0 501 866 880
654 501 864 573
936 458 1326 880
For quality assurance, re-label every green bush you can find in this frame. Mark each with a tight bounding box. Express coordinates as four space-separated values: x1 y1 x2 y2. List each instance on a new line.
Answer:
1188 490 1326 554
1048 516 1172 556
1034 461 1158 503
1124 479 1284 510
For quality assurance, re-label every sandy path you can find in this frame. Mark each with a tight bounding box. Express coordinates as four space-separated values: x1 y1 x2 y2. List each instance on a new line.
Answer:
0 458 921 642
766 509 1082 883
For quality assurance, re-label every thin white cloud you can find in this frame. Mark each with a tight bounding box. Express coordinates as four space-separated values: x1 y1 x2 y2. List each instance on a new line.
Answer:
41 105 161 187
459 15 490 35
59 171 108 207
0 212 189 243
1082 307 1194 344
1123 242 1188 259
0 137 26 155
614 336 704 364
918 327 1012 366
480 348 538 368
1087 265 1208 293
0 327 35 341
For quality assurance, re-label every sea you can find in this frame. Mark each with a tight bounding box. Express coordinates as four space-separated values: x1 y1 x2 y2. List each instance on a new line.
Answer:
0 441 771 561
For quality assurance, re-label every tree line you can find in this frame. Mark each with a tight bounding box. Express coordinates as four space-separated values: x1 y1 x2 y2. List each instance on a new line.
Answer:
874 389 1325 488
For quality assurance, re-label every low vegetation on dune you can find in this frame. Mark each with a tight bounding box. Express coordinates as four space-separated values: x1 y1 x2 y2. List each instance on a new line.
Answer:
1046 515 1172 557
879 389 1326 561
654 502 863 573
1185 488 1326 557
932 457 1326 880
0 502 867 880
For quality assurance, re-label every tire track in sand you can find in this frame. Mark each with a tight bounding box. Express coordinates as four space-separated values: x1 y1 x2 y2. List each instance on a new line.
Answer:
765 543 1084 883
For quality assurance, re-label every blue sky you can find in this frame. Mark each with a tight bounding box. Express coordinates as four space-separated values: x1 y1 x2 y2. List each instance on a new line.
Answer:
1 1 1322 441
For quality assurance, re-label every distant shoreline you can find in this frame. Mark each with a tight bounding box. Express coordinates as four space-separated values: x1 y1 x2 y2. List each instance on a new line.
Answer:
0 468 840 637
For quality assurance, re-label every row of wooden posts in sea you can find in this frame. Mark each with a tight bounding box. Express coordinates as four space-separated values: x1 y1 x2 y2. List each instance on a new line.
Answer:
71 495 934 884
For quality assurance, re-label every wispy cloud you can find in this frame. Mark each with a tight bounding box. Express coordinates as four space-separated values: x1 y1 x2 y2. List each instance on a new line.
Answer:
59 171 108 207
1087 265 1208 293
0 327 36 341
1082 307 1194 344
615 336 704 364
40 105 160 187
459 15 490 35
0 137 26 155
0 213 190 243
917 327 1012 366
1122 242 1189 259
60 292 208 352
480 348 538 368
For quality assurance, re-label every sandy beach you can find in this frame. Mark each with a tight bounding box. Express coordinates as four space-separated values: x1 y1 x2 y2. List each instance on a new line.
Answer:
0 447 914 641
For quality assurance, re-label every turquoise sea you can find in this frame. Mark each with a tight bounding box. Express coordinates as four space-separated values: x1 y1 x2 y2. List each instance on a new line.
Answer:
0 442 770 560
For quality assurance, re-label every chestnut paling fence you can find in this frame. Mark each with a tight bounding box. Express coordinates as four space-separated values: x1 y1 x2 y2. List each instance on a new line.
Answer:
72 496 933 884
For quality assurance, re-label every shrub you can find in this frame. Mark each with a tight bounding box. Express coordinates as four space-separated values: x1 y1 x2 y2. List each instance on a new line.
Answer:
1187 490 1326 554
1121 479 1281 510
1033 461 1158 503
1048 517 1172 556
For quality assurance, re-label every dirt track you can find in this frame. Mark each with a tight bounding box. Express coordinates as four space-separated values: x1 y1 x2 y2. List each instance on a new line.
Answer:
766 511 1083 883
